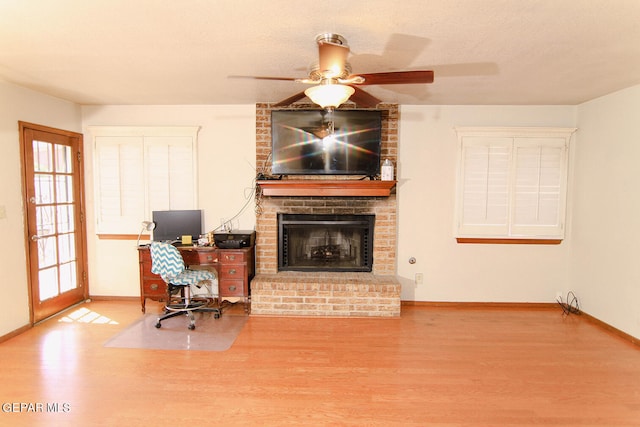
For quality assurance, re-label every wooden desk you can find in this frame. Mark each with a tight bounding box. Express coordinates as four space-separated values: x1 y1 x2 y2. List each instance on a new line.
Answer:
137 245 255 314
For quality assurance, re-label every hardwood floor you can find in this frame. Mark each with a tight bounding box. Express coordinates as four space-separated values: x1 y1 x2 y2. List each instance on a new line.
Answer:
0 300 639 426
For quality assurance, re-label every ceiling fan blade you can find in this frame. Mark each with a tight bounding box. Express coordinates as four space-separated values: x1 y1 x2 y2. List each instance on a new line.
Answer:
273 91 307 107
318 41 350 78
349 86 381 108
228 75 298 82
352 70 434 85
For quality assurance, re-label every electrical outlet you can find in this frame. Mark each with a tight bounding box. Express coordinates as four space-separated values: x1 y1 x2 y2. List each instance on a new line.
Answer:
415 273 424 285
0 205 6 219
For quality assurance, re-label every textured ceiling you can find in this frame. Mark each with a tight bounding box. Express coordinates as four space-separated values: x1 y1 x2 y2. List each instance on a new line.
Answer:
1 0 639 106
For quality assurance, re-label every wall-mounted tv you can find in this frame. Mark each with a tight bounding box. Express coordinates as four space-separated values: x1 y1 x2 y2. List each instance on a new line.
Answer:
152 209 202 242
271 110 382 177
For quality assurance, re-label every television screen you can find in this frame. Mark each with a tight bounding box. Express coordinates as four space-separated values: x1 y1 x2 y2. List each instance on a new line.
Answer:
271 110 382 176
152 209 202 242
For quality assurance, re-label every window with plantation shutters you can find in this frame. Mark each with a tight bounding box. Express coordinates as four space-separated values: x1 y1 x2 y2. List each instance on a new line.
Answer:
454 127 575 242
90 126 200 235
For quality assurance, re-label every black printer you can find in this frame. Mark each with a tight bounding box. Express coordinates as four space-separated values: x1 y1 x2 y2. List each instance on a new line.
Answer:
214 230 256 249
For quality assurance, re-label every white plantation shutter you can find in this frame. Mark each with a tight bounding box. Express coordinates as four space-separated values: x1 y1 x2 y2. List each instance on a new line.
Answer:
94 136 145 233
145 136 196 212
455 128 575 240
458 137 512 236
91 126 200 235
511 138 567 236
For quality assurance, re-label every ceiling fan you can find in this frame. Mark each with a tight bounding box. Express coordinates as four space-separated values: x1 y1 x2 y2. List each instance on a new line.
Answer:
233 33 434 109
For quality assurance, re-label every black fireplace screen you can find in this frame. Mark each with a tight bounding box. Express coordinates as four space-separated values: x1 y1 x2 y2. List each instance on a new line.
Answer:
278 213 375 272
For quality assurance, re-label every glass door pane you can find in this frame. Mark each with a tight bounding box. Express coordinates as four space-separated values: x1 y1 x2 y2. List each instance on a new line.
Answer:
33 139 79 302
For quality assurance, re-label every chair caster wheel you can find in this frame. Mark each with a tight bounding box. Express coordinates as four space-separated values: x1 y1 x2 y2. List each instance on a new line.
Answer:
188 324 195 330
155 322 161 328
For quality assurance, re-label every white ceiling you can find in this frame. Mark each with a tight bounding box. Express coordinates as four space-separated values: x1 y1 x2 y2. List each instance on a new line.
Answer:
1 0 639 106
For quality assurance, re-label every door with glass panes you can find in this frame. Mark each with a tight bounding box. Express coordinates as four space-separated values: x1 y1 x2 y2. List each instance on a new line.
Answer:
20 122 88 323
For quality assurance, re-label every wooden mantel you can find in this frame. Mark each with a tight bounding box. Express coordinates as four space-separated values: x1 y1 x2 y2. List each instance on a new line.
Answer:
257 179 397 197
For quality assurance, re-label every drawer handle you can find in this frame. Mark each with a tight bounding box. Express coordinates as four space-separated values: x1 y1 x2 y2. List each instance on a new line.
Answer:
227 255 236 261
150 284 159 291
229 268 236 275
229 286 236 292
206 255 213 261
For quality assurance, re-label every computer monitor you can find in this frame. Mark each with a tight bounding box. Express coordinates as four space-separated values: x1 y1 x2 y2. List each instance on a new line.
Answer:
152 209 202 242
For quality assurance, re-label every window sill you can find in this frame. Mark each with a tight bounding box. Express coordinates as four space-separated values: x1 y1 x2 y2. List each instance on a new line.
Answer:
98 234 144 240
456 238 562 245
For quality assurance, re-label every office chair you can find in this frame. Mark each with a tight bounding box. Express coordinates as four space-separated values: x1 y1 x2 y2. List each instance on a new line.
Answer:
150 241 221 330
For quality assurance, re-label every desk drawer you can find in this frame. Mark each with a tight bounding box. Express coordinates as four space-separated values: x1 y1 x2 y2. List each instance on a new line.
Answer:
180 250 199 265
220 251 246 263
140 262 155 277
219 279 245 297
219 264 246 279
196 251 217 264
143 279 167 297
139 250 152 263
180 249 217 265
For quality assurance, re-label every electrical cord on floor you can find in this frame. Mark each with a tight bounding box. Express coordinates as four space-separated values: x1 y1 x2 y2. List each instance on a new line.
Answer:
557 291 580 316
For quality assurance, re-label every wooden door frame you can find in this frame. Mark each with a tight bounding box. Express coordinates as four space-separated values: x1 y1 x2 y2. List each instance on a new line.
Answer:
18 121 89 324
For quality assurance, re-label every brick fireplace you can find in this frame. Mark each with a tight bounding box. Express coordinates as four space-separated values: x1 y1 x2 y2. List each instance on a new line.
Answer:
251 103 401 317
278 213 375 272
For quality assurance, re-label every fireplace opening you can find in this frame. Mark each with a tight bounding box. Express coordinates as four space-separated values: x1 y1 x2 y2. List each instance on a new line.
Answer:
278 213 375 272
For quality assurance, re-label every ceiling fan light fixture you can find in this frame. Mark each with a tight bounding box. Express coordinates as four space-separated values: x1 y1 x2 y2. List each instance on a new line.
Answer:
304 84 355 109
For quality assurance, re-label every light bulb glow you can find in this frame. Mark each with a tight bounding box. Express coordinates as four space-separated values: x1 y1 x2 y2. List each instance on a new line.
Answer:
304 84 355 109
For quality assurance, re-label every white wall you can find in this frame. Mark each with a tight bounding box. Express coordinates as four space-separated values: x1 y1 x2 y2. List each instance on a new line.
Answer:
571 85 640 339
397 105 577 303
80 104 584 303
81 105 256 297
3 83 639 342
0 80 82 336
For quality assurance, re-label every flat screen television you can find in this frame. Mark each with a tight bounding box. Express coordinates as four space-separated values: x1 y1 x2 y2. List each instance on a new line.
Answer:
152 209 202 242
271 109 382 177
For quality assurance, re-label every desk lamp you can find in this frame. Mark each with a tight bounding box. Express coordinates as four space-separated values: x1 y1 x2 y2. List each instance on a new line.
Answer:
136 221 156 247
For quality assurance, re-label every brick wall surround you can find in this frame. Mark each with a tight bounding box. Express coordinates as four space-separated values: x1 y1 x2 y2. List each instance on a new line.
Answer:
252 102 401 317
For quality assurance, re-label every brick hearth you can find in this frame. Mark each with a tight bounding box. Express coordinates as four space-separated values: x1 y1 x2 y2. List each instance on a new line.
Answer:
251 272 401 317
251 103 401 317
